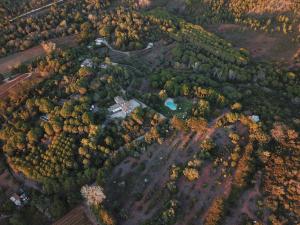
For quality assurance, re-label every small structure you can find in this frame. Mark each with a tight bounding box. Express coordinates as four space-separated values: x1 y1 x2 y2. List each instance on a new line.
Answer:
146 42 154 49
100 64 108 69
90 104 99 113
251 115 260 123
81 59 93 68
108 96 142 119
40 115 49 122
95 38 109 46
9 192 28 207
10 193 21 206
100 62 118 69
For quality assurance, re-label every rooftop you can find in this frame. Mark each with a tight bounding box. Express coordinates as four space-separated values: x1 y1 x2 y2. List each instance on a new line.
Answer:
108 96 142 119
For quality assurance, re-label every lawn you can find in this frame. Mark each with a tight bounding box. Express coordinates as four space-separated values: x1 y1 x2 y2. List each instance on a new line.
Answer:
158 97 193 119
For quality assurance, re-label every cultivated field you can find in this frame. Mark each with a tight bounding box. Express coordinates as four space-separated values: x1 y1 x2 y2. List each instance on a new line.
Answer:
52 205 95 225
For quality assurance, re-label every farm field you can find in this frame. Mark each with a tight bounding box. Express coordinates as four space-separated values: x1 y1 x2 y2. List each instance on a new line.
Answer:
52 206 94 225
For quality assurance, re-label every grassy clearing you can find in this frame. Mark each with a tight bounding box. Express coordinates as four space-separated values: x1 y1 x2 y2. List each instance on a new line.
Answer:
158 97 193 118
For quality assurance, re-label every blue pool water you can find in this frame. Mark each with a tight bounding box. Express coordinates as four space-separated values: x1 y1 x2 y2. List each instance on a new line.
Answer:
165 98 177 111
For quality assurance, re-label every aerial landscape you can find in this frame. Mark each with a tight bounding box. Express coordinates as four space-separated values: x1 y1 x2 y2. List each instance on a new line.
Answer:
0 0 299 225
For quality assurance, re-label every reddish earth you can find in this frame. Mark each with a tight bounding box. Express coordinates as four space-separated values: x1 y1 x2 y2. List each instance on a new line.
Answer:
52 205 96 225
0 35 78 74
107 112 234 225
224 172 263 225
106 109 263 225
0 170 20 194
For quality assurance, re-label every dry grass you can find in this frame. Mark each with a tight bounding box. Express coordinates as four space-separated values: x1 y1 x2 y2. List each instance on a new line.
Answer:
52 206 93 225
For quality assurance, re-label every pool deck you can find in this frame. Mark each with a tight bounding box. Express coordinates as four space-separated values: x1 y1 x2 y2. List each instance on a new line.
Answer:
164 98 177 111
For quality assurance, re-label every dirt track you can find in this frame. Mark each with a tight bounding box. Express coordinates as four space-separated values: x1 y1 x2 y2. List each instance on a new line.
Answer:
0 35 78 74
0 73 32 99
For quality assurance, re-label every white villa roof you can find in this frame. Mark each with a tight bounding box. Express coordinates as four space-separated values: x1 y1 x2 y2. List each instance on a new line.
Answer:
114 96 126 104
146 42 154 49
109 97 141 118
81 59 93 68
109 104 122 112
10 194 22 206
251 115 260 123
95 38 108 46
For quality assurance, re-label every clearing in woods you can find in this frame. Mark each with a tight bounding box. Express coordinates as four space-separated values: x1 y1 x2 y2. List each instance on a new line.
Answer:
105 112 263 225
0 35 78 74
52 205 96 225
207 23 300 63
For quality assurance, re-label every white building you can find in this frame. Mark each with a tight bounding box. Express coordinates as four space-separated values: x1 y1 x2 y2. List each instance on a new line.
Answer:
95 38 109 46
81 58 93 68
10 194 21 206
40 115 49 122
251 115 260 123
146 42 154 49
108 96 142 119
100 64 108 69
10 193 28 206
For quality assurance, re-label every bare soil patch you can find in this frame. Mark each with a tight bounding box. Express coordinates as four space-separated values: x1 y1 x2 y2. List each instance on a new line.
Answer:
0 35 78 74
52 205 95 225
0 170 20 195
105 112 237 225
224 172 263 225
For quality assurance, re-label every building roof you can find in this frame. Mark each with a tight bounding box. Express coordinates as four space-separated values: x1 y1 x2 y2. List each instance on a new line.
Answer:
251 115 260 123
114 96 126 104
108 97 141 118
95 38 108 46
81 59 93 68
108 104 122 112
10 193 22 206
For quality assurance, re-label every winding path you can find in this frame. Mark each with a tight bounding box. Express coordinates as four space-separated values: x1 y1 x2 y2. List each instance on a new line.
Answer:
95 38 153 57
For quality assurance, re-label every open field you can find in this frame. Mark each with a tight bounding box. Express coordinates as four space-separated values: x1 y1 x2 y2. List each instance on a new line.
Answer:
207 23 300 63
105 113 263 225
0 35 77 74
52 205 95 225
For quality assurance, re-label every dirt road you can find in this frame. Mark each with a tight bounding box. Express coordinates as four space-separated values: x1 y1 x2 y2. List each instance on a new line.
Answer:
9 0 65 22
0 73 32 99
0 35 77 74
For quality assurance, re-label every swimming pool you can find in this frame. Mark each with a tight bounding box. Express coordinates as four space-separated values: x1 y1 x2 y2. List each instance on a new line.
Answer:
165 98 177 111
